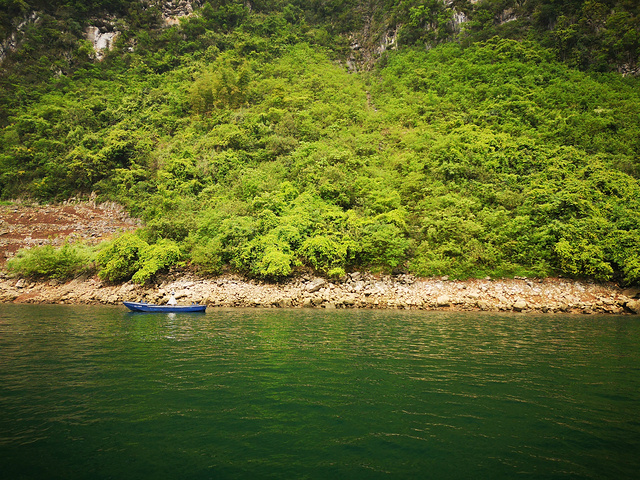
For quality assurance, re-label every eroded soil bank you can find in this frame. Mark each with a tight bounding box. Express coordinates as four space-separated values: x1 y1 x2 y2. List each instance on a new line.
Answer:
2 272 639 314
0 200 140 265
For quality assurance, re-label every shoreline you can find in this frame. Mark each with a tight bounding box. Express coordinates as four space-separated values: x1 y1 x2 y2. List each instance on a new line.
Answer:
2 272 639 314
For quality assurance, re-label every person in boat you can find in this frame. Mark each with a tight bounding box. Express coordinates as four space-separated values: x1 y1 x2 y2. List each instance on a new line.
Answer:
167 292 177 306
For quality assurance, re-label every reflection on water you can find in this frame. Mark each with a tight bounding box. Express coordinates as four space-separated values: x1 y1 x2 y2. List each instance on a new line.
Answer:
1 305 639 479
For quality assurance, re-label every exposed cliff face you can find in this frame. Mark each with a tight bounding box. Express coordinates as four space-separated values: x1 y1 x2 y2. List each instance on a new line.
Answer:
2 1 636 73
83 1 205 59
0 12 39 63
0 1 205 63
84 24 119 60
159 0 204 26
344 0 474 71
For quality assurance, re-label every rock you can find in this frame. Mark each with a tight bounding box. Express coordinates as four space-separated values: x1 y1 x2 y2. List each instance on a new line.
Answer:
306 278 326 293
275 298 292 308
342 295 357 306
84 26 119 60
622 288 640 299
513 299 527 311
626 299 640 314
0 268 634 314
436 295 450 307
310 296 323 306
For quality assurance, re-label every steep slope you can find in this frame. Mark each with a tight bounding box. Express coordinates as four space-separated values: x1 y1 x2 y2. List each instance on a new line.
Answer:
1 1 639 285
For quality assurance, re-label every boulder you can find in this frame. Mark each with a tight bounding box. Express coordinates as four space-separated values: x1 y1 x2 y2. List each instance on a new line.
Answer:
436 295 450 307
342 295 357 306
306 278 326 293
275 298 292 308
622 287 640 299
476 300 491 311
626 299 640 314
513 299 527 312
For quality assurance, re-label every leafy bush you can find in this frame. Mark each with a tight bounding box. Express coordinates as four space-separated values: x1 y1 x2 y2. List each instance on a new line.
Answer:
131 239 183 284
96 233 182 284
96 233 148 283
238 232 297 280
6 243 93 280
190 238 224 275
299 234 355 274
554 239 614 281
358 221 409 272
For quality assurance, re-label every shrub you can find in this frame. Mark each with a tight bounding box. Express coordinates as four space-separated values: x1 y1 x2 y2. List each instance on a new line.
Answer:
190 238 224 275
299 234 353 273
131 240 183 284
6 242 93 280
97 233 148 283
358 221 409 271
554 239 614 281
97 233 182 284
239 233 297 280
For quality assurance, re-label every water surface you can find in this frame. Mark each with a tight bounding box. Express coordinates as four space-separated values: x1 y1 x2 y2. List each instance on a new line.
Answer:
1 305 639 479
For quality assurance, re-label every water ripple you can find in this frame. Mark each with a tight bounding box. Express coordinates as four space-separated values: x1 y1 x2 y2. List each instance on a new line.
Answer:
1 306 639 479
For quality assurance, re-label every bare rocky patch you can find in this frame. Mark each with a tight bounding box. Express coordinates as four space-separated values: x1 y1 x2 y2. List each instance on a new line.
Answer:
0 200 141 265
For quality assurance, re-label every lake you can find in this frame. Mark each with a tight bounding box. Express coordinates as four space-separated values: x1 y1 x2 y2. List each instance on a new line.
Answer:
1 305 639 479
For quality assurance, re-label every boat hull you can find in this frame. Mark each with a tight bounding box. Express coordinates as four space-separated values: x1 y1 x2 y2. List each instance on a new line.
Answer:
123 301 207 313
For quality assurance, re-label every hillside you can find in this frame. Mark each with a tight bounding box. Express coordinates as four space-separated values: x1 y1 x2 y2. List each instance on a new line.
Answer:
1 1 639 286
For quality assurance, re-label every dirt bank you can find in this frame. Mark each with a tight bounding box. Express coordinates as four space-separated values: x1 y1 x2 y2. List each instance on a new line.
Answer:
0 200 141 266
2 271 639 314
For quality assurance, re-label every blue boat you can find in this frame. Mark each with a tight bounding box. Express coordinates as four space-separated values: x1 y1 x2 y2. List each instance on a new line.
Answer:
123 301 207 313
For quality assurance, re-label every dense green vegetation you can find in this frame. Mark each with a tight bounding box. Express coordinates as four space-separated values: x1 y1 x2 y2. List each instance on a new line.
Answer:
2 1 640 284
6 242 95 280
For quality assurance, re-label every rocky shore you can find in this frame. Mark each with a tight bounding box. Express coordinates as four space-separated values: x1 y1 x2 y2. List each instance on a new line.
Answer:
2 271 639 314
1 201 639 314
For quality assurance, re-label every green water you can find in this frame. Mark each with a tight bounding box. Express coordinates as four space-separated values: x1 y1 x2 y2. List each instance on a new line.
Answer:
1 305 639 479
